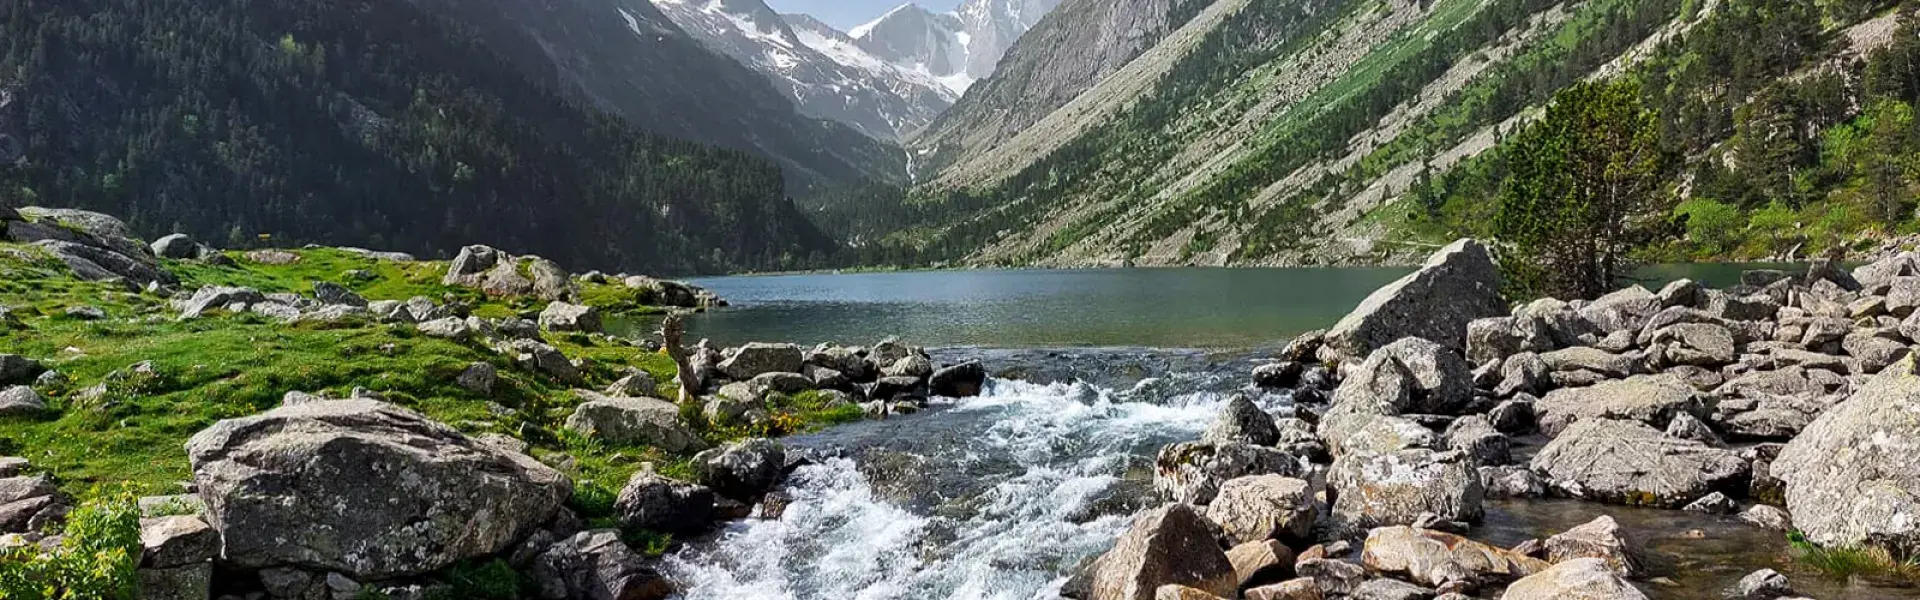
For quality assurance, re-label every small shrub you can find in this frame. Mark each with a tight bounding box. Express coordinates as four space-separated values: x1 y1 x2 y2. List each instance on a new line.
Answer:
0 492 142 600
568 478 618 520
1789 531 1920 581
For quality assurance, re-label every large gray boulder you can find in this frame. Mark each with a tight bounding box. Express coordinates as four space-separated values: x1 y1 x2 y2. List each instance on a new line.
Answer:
444 245 576 301
1497 558 1647 600
693 438 786 501
718 343 805 380
185 400 569 579
1201 395 1281 446
1154 441 1301 505
35 239 176 286
1083 504 1238 600
539 301 603 333
0 354 42 386
0 385 46 417
613 471 713 535
1534 375 1702 437
1205 475 1316 546
1324 239 1507 362
1773 354 1920 556
1335 337 1475 415
150 234 199 260
1529 419 1748 508
564 394 703 453
1329 449 1483 532
1578 286 1661 335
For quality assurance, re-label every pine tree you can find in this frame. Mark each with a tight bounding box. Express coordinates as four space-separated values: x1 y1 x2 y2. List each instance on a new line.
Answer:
1495 80 1672 300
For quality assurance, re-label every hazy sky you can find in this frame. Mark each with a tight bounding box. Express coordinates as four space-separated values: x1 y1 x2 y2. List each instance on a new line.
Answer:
766 0 963 31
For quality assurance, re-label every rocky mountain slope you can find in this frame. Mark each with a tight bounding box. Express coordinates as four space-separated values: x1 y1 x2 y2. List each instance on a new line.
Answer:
908 0 1214 176
650 0 958 140
891 0 1903 268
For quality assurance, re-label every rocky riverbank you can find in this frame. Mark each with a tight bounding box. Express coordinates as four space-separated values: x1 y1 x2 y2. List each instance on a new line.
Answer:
1069 239 1920 599
0 206 988 599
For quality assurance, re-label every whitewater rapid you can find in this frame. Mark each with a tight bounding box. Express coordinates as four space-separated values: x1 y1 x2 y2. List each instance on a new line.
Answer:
666 368 1281 600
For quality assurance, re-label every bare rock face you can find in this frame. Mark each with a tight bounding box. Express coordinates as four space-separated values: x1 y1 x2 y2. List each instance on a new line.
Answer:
1529 419 1748 508
1360 526 1548 590
1324 239 1507 362
1497 558 1648 600
185 400 570 579
1084 504 1238 600
1773 354 1920 556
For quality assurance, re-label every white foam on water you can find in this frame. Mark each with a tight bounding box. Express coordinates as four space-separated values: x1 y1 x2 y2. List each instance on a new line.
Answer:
666 376 1256 600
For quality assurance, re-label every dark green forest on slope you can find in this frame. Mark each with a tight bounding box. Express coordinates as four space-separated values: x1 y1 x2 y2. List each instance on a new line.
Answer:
0 0 840 275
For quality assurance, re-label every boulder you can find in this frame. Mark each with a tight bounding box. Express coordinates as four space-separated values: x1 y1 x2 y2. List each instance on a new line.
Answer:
1253 361 1306 389
1329 449 1483 532
1656 279 1705 308
0 354 42 386
185 400 569 579
613 470 713 535
693 438 786 501
539 302 602 333
529 530 674 600
750 372 814 395
454 362 496 396
606 372 658 398
1663 412 1722 446
1772 354 1920 555
1084 504 1238 600
1324 239 1507 362
0 385 46 417
172 286 265 319
503 339 582 383
150 234 198 260
138 563 212 600
1467 317 1554 364
1339 337 1476 415
1543 516 1642 577
1497 558 1647 600
1154 442 1301 505
139 515 217 568
1494 353 1550 398
1652 323 1736 366
1530 419 1747 508
1225 540 1296 589
1579 286 1661 335
416 317 475 341
1294 559 1367 597
1729 568 1794 600
1243 579 1324 600
929 360 988 397
564 394 703 453
1534 376 1702 437
718 343 804 380
1205 475 1317 545
1842 332 1909 374
1155 585 1231 600
1360 526 1548 589
1890 276 1920 317
1480 466 1547 499
1319 414 1437 459
1739 505 1794 532
312 281 367 308
1202 395 1281 446
883 353 934 379
1444 415 1511 466
1538 347 1638 378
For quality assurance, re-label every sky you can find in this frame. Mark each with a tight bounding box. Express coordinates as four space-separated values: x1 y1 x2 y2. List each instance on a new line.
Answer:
765 0 963 31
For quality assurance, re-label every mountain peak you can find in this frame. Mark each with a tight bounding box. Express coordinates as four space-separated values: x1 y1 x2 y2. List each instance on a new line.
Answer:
851 3 931 39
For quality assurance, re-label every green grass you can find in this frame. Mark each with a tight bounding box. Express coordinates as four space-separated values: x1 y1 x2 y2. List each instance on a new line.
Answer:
1789 531 1920 582
0 245 854 505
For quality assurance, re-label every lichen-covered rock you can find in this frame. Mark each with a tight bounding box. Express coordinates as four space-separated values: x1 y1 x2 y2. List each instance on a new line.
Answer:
718 343 805 380
1360 526 1547 589
564 393 703 453
538 301 602 333
1336 337 1476 415
139 515 217 568
1773 354 1920 556
1531 419 1747 508
693 438 786 501
1579 286 1661 335
0 385 46 417
613 471 713 534
1154 442 1301 505
529 530 674 600
1534 375 1702 437
1444 415 1511 466
185 400 569 579
1329 449 1483 532
1324 239 1507 362
1497 558 1647 600
1205 475 1316 545
1084 504 1238 600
